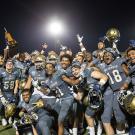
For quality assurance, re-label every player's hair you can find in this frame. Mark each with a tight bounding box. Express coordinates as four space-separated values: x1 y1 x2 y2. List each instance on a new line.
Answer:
60 54 73 63
126 47 135 55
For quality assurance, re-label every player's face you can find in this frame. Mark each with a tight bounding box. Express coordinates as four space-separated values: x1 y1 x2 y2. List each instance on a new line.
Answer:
6 61 13 71
75 55 84 64
98 42 105 50
97 51 104 60
22 91 31 103
103 52 114 64
72 67 81 78
60 57 71 69
0 56 4 66
45 63 55 75
19 53 25 61
127 50 135 64
86 52 92 62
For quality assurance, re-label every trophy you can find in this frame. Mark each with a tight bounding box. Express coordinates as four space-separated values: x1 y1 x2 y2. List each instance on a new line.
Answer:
105 28 121 55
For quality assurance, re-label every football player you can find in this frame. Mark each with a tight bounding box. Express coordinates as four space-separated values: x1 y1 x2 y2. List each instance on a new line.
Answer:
99 51 129 135
18 89 54 135
0 59 19 126
25 54 46 97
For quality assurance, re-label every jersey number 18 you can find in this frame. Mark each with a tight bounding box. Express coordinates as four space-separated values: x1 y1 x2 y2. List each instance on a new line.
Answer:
107 70 122 84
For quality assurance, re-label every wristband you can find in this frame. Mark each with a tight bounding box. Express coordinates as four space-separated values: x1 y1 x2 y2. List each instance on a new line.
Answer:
98 79 106 86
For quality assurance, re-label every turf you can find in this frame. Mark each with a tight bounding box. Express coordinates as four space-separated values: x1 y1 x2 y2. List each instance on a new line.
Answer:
0 125 16 135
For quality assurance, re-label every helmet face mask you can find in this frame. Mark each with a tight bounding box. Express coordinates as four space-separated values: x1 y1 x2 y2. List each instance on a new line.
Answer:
117 90 132 106
35 61 45 70
87 85 103 110
117 90 135 115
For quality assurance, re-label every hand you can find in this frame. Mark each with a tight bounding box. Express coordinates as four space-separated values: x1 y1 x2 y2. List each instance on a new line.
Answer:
32 80 39 87
77 34 83 43
42 43 48 49
120 83 129 90
0 96 9 106
32 99 44 108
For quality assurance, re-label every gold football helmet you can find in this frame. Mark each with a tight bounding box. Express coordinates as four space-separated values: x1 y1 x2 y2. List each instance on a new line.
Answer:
5 103 16 118
117 90 135 115
124 94 135 115
35 54 46 69
35 54 46 62
106 28 120 43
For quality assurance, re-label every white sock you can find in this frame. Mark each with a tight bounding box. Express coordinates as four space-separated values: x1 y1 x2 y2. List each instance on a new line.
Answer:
88 126 95 135
97 122 102 135
116 129 125 134
72 128 77 135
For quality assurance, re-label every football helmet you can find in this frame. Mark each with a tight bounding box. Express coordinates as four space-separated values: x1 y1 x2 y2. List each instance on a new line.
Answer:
124 93 135 115
5 103 16 118
106 28 120 43
35 54 46 70
117 90 135 115
117 90 132 106
87 84 103 110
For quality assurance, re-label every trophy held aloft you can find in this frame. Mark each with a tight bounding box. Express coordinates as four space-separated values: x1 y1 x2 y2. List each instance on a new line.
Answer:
4 27 18 59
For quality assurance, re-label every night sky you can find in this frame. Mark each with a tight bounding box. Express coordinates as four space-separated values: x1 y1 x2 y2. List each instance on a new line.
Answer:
0 0 135 54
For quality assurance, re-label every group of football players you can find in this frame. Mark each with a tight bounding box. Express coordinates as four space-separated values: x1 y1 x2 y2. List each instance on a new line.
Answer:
0 35 135 135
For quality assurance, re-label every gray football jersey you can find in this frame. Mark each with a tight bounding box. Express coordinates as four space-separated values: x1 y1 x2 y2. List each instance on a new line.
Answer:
85 67 99 86
0 68 20 92
29 66 46 87
98 58 127 91
49 69 72 98
128 64 135 90
19 94 49 117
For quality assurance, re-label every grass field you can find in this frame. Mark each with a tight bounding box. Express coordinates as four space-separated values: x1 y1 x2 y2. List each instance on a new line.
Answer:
0 125 16 135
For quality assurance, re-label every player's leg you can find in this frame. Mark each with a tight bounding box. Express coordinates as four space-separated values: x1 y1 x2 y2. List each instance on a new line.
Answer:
101 88 114 135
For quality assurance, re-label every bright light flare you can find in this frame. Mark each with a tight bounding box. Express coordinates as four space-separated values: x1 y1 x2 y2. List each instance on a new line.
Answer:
47 20 64 36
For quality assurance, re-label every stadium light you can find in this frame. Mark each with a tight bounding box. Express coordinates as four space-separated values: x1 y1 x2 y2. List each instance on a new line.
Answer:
47 19 64 36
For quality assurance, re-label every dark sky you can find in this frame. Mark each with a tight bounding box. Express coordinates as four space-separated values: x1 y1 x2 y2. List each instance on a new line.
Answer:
0 0 135 54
